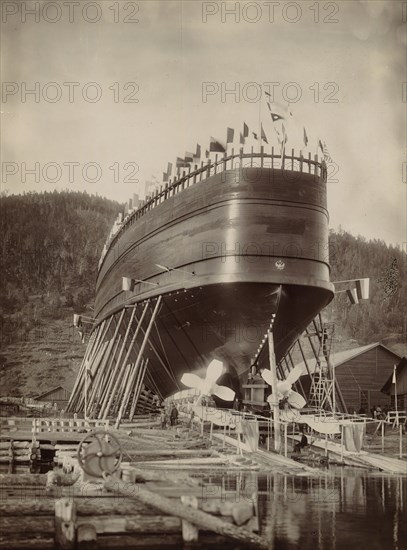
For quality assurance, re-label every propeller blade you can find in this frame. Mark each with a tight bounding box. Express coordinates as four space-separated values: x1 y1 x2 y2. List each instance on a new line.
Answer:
277 380 291 397
261 369 274 386
181 373 203 390
206 359 223 383
286 391 306 409
213 385 235 402
286 365 304 386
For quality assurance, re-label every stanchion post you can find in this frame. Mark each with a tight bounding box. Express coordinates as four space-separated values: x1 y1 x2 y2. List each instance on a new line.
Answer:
400 424 403 459
381 420 385 454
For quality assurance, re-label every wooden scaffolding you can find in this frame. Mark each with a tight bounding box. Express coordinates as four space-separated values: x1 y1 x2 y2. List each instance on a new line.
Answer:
67 297 163 426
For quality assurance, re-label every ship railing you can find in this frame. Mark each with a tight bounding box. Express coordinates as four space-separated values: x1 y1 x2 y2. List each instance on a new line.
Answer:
99 147 327 270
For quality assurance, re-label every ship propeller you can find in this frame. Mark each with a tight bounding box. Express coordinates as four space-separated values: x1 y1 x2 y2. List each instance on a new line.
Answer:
261 365 306 409
181 359 236 402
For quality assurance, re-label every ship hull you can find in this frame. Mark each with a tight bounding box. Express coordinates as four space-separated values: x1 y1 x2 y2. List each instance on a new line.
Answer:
94 163 334 399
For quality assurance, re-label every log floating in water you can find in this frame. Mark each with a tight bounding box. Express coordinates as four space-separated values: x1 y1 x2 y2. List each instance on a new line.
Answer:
0 536 54 549
104 478 269 549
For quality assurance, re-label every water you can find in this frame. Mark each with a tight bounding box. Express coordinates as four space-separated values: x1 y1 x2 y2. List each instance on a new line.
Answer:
202 469 407 550
1 464 406 548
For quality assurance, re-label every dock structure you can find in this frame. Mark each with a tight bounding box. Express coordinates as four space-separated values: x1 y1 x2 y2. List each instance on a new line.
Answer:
1 413 309 549
1 398 406 548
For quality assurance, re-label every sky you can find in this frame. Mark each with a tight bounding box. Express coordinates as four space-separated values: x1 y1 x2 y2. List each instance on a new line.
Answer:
1 0 406 246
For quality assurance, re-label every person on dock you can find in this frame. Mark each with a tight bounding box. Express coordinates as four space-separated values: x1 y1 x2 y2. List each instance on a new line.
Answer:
170 404 179 426
293 427 308 454
160 408 167 429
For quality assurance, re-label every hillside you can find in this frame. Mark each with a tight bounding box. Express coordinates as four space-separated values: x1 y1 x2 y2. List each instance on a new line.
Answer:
0 192 405 397
0 191 121 396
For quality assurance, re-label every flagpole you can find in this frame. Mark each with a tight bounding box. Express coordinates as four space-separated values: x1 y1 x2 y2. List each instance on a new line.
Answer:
394 365 398 414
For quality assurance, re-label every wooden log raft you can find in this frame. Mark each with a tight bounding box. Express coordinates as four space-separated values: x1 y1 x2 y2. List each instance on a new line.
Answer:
104 478 269 549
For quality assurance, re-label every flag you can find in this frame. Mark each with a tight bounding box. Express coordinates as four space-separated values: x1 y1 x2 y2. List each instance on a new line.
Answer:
261 124 268 144
226 127 234 144
176 157 189 168
163 162 172 182
356 278 369 300
318 140 333 163
303 127 308 147
252 131 258 140
346 288 359 305
243 122 249 138
270 111 284 122
185 151 194 163
176 157 189 174
239 132 245 145
209 137 226 153
193 144 202 165
392 365 397 384
195 144 201 159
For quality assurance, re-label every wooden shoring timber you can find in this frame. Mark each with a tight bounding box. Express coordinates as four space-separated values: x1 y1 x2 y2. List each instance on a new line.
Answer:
137 322 180 390
113 300 161 426
85 313 120 409
104 479 268 549
118 358 147 425
101 301 151 420
75 339 110 414
66 320 105 412
114 361 139 427
70 316 113 412
87 337 119 418
95 335 124 416
297 338 313 378
99 307 136 419
144 370 163 402
68 326 102 412
112 363 133 416
76 340 110 415
129 359 149 421
66 331 96 411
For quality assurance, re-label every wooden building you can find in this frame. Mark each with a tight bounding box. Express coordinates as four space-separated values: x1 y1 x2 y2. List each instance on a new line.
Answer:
329 343 402 413
35 386 71 410
381 357 407 412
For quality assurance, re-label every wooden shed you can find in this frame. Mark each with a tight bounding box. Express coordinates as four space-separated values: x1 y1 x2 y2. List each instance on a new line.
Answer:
381 357 407 412
330 343 402 413
35 386 71 410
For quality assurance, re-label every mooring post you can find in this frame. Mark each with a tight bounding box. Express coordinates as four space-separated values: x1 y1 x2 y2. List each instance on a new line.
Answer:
268 331 281 452
55 498 76 549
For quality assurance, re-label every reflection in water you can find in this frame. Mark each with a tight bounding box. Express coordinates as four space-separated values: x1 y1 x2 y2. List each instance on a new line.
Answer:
2 465 406 549
206 469 407 550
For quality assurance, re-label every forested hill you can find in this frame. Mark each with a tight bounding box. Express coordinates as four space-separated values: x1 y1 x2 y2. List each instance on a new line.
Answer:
0 191 405 396
0 190 121 318
327 230 406 351
0 191 121 397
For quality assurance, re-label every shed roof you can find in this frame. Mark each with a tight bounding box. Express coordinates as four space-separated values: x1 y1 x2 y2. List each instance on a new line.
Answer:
296 342 402 376
35 386 71 400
